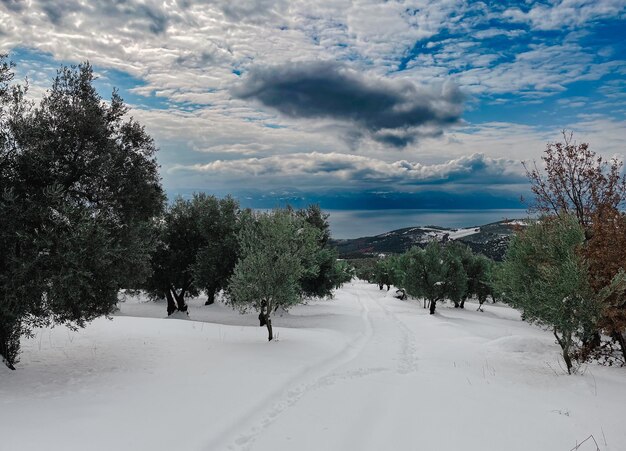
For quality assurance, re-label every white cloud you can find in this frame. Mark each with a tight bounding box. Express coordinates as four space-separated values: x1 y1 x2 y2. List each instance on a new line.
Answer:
172 151 526 191
3 0 622 107
1 0 624 199
504 0 626 31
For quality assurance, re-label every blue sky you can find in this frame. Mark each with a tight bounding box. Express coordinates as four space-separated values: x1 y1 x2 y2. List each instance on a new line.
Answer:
1 0 625 219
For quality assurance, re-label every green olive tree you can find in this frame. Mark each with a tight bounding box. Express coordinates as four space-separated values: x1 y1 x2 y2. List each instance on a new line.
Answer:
0 58 164 369
494 216 598 373
226 210 320 341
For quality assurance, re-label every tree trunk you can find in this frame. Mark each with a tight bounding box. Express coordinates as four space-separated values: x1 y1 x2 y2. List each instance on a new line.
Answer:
580 331 601 359
165 290 177 316
554 330 573 374
423 299 427 309
453 301 460 308
429 299 437 315
460 297 466 309
2 357 15 370
379 284 383 290
166 287 188 315
266 316 273 341
613 330 626 363
0 320 19 370
265 300 273 341
204 287 217 306
562 349 573 375
1 341 16 370
386 285 390 291
173 291 188 312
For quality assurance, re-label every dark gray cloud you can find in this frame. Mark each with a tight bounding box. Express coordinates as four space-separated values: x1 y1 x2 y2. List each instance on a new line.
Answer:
175 50 216 69
0 0 25 13
221 0 289 24
232 61 464 147
35 0 169 34
41 2 71 25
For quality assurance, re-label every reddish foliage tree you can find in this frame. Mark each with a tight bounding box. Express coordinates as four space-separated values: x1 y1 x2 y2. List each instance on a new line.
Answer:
584 207 626 361
523 131 626 234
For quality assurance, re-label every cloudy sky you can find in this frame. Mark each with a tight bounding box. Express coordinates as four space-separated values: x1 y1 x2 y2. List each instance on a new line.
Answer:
1 0 625 223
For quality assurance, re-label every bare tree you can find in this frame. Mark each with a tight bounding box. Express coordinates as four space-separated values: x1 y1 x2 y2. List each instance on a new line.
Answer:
523 131 626 235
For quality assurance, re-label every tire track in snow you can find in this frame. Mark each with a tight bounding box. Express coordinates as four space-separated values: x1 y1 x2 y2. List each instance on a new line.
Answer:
206 286 377 451
370 293 419 375
232 288 419 451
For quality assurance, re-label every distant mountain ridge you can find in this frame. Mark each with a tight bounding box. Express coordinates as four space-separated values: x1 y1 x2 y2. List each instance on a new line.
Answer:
330 219 526 261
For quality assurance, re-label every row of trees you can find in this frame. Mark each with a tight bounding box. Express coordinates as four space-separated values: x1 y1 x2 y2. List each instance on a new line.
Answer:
369 241 494 314
495 133 626 373
358 133 626 374
142 198 352 340
0 56 351 369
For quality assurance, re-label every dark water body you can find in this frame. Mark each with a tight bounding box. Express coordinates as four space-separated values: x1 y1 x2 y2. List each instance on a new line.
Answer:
327 209 528 239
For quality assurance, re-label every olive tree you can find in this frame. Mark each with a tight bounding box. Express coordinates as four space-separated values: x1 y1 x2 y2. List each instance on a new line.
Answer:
400 242 467 314
143 194 240 315
296 205 351 298
494 216 597 373
447 242 494 309
226 210 320 341
0 58 164 369
374 257 394 291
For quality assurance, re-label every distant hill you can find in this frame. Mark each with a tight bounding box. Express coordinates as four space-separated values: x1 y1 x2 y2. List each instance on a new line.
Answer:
330 219 527 261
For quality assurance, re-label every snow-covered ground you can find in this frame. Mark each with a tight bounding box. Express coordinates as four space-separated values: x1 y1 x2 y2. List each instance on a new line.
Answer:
1 280 625 451
447 226 481 239
409 226 481 243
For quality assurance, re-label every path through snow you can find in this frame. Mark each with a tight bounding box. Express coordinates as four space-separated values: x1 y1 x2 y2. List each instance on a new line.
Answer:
1 280 625 451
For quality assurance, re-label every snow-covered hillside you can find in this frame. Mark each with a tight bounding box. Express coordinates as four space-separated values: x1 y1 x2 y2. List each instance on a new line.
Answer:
332 220 520 261
400 226 481 243
1 280 624 451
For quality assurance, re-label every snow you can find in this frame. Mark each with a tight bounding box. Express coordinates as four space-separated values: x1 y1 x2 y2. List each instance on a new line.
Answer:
505 219 529 226
165 310 191 320
448 226 481 239
377 226 480 243
414 226 480 243
1 280 625 451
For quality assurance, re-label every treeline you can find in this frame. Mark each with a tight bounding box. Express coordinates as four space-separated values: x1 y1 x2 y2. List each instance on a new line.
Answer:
359 242 494 314
142 198 352 341
0 57 350 369
356 132 626 374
